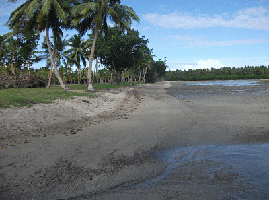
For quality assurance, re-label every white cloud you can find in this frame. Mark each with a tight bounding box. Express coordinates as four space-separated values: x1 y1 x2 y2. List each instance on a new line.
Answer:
167 62 197 71
183 59 225 70
144 7 269 30
200 39 269 47
166 35 269 47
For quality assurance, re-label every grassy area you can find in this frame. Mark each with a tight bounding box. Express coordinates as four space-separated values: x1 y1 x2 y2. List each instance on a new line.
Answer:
0 82 140 108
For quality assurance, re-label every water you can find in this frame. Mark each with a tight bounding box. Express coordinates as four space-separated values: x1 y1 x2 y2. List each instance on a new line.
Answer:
136 143 269 199
132 80 269 198
187 80 260 86
172 80 269 98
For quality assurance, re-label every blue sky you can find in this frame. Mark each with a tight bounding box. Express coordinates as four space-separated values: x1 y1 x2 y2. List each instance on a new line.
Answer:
1 0 269 70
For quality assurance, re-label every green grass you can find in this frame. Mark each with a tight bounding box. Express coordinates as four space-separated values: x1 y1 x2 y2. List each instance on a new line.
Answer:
0 86 95 108
0 82 141 108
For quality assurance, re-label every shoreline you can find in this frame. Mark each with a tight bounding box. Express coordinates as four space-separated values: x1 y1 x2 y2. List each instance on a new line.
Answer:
1 81 269 199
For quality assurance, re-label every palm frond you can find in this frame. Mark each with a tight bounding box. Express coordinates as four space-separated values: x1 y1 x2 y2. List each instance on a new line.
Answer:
8 0 31 28
81 2 98 16
51 0 67 23
24 0 40 19
106 4 139 32
40 0 52 17
71 2 97 26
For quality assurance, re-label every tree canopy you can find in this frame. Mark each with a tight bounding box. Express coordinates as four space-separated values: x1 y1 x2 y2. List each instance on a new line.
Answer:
71 0 140 91
2 0 167 87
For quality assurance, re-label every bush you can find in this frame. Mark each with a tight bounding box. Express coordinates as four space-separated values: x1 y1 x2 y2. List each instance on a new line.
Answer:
0 74 46 89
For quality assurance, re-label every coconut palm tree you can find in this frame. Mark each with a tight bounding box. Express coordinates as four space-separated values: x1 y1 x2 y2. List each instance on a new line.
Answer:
64 34 87 84
71 0 139 91
46 27 65 88
7 0 76 90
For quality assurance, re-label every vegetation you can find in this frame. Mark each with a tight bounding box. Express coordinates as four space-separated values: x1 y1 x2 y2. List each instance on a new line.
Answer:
0 86 93 108
0 30 41 75
0 82 141 108
7 0 79 90
96 26 153 85
1 1 267 91
71 0 140 91
147 59 168 83
165 65 269 81
1 0 167 91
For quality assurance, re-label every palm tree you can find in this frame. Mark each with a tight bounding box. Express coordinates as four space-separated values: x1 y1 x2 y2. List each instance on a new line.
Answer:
64 34 87 84
7 0 75 90
71 0 139 92
46 27 66 88
1 32 17 75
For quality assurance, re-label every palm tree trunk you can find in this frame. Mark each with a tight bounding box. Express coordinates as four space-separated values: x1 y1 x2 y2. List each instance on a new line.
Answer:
110 72 113 84
46 37 56 88
116 70 120 86
45 20 69 90
95 58 98 84
143 67 147 83
46 64 53 88
11 53 15 75
121 71 124 83
78 68 81 85
87 28 99 92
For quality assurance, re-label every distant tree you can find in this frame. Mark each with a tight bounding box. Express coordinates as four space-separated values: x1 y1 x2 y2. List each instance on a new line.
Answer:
146 59 167 83
0 30 40 75
96 27 150 85
64 34 87 84
165 65 269 81
17 29 41 72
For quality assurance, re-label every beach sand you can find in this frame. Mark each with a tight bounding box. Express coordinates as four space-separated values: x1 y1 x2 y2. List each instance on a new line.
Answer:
0 81 268 199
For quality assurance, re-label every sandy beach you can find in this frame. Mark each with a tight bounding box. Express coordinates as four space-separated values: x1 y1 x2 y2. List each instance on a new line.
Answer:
1 81 269 199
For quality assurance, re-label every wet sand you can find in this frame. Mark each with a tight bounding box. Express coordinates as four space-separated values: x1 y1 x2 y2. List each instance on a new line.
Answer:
0 81 269 199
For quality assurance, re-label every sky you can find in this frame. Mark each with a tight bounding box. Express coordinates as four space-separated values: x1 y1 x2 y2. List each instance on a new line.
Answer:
0 0 269 71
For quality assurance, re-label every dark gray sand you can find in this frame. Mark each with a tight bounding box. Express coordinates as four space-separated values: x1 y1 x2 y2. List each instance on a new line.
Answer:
1 81 268 199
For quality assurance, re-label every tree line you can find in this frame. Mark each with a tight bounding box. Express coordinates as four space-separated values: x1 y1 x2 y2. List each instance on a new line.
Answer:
165 65 269 81
0 0 167 91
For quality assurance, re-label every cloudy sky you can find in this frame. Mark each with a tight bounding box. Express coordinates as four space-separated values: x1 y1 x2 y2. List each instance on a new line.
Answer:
1 0 269 70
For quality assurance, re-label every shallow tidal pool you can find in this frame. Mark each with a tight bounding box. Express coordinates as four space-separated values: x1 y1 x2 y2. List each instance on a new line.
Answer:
187 80 260 86
136 143 269 199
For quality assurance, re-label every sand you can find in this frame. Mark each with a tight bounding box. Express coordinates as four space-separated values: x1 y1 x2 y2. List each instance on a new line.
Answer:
0 81 268 199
